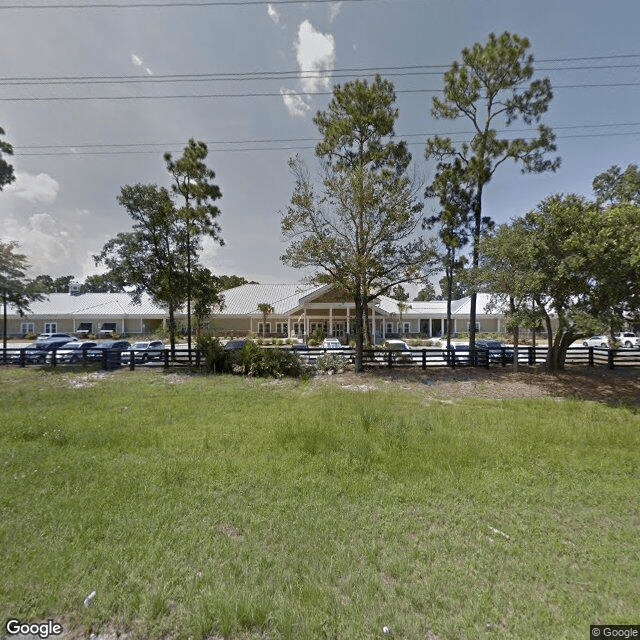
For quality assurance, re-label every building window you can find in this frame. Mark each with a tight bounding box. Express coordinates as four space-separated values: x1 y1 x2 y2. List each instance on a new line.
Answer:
258 323 271 334
468 322 480 331
21 323 35 335
44 322 57 333
403 322 411 334
386 322 393 334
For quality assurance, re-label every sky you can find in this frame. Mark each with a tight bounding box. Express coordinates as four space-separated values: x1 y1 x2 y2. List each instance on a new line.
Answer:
1 0 639 293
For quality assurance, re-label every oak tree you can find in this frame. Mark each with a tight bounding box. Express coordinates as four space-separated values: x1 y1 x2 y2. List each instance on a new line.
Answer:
282 76 438 371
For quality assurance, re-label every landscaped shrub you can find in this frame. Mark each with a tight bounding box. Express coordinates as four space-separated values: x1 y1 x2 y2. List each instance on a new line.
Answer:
315 353 348 374
238 343 304 378
197 336 233 374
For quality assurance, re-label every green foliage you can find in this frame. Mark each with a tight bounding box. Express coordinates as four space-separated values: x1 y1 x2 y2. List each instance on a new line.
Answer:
414 281 436 301
426 31 560 348
282 75 438 372
1 241 43 349
237 342 304 378
593 164 640 206
165 139 224 352
0 125 15 191
95 184 186 353
391 284 409 301
315 353 348 373
1 369 639 639
196 335 232 374
479 192 640 369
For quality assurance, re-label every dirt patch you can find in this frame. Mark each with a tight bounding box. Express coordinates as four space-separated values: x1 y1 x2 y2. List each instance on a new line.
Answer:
310 365 640 406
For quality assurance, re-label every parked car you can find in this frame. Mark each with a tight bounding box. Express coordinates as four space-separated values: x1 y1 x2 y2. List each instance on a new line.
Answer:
37 332 76 341
46 341 99 364
441 343 489 367
121 340 165 363
613 332 640 349
224 339 248 352
475 339 514 363
583 335 610 348
12 337 74 364
377 339 414 363
94 339 131 353
321 338 343 350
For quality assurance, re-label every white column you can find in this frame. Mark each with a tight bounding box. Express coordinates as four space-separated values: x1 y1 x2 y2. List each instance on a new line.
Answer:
429 317 432 337
304 307 308 338
371 306 376 343
329 307 333 336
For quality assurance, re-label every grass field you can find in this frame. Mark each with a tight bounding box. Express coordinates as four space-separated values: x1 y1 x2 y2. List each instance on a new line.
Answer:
0 367 638 640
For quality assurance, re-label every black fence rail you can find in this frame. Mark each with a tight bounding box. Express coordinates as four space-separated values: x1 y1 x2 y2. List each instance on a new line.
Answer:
3 344 640 371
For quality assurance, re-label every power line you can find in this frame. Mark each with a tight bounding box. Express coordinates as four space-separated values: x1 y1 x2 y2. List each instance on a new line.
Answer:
12 124 640 156
1 54 640 85
0 0 378 9
3 81 640 102
3 63 640 87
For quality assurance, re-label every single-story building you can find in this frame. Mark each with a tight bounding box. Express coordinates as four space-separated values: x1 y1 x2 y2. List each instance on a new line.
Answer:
212 283 509 341
3 285 171 338
2 282 512 342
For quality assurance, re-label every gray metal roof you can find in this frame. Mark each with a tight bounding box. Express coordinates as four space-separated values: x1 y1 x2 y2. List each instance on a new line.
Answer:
10 292 170 319
220 283 321 315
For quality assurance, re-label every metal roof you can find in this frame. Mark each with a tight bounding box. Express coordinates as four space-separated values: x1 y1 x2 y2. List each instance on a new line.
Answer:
9 292 171 319
220 283 321 315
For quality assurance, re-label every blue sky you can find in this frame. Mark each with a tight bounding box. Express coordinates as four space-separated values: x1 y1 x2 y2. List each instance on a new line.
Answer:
1 0 639 291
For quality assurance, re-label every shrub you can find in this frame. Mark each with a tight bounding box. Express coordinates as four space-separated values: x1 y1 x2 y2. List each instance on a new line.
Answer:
196 336 233 374
315 353 348 374
238 343 304 378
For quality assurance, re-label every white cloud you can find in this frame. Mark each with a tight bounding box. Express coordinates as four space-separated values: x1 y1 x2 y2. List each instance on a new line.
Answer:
329 2 342 22
2 212 83 276
280 89 310 117
6 172 59 204
267 3 281 25
130 52 153 76
295 20 335 95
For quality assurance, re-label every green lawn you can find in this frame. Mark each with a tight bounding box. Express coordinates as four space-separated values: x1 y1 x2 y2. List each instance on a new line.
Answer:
0 368 638 640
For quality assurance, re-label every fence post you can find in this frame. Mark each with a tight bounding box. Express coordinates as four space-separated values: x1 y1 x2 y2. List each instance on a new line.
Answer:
163 349 169 368
387 350 393 369
528 347 535 366
588 347 594 367
607 349 615 370
129 351 135 371
20 348 26 368
421 348 426 370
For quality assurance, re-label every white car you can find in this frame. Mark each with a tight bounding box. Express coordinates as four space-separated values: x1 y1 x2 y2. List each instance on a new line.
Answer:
377 339 414 363
582 335 610 348
614 332 640 349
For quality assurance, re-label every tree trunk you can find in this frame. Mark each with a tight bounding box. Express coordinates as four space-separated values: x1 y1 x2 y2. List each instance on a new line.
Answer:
354 295 364 373
168 304 176 359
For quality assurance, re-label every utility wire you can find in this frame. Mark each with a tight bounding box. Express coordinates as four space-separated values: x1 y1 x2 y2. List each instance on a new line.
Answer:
0 0 379 9
1 54 640 84
13 122 640 150
2 82 640 101
3 64 640 86
13 128 640 156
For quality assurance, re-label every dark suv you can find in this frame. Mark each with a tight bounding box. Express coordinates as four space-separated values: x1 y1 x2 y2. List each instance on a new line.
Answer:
12 337 75 364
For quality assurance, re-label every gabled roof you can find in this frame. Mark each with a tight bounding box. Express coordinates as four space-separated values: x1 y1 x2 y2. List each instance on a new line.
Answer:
10 292 170 318
220 283 321 315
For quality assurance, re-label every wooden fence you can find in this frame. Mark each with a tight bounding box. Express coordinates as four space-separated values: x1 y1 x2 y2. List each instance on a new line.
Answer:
2 344 640 370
